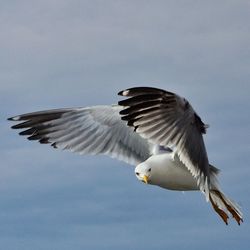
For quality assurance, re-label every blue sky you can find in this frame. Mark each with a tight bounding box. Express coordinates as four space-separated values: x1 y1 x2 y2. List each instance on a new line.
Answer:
1 0 250 249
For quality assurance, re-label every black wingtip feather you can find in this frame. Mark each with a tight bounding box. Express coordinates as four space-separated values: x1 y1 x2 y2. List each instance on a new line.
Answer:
118 90 127 96
28 134 43 141
119 94 163 107
118 100 125 106
11 121 31 129
11 124 22 129
19 128 36 136
8 116 23 122
119 109 129 115
118 87 175 97
127 120 135 127
39 138 50 144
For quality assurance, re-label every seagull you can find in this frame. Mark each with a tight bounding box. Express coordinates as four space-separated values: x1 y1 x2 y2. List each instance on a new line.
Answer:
8 87 243 225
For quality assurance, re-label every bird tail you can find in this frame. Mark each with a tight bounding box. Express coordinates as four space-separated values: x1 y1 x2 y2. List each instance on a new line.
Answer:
209 189 243 225
209 165 243 225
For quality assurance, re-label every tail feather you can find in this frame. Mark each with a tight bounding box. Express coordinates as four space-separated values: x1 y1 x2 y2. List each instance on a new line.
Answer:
209 189 243 225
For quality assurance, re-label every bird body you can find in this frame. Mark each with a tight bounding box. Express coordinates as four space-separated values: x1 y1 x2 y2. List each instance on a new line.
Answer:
8 87 243 225
136 151 199 191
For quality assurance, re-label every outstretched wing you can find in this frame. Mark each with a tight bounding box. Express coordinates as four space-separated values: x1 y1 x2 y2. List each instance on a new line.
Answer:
8 105 152 166
118 87 210 196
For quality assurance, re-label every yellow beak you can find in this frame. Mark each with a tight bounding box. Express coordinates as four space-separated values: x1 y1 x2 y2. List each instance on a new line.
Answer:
143 175 149 184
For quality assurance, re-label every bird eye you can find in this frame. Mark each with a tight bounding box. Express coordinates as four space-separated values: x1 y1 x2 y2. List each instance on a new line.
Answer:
148 168 151 172
135 172 140 176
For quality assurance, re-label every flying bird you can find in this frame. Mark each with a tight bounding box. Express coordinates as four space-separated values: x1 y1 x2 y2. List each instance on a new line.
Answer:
8 87 243 225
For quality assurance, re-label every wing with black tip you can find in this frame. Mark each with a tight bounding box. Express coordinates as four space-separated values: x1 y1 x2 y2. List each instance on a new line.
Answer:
8 105 152 166
118 87 210 196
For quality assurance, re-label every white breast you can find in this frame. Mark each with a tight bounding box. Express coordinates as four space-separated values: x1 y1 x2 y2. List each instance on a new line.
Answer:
146 153 199 191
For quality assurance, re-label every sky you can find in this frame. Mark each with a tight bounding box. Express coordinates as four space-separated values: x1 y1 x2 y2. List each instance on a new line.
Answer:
1 0 250 249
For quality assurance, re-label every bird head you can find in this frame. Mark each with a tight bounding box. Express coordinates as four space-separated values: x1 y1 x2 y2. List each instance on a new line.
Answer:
135 163 152 184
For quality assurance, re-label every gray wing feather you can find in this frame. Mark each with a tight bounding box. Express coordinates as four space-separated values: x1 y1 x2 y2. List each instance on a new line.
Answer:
8 105 152 166
118 87 210 196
